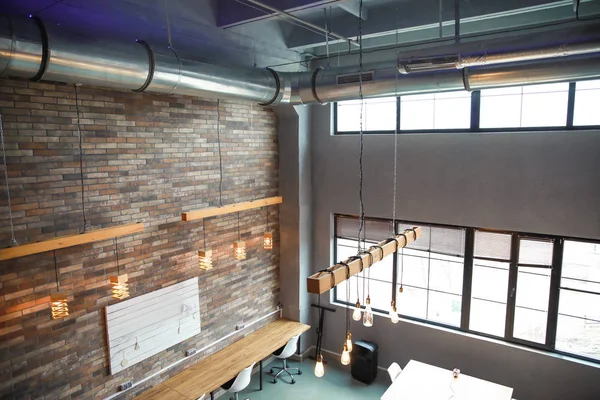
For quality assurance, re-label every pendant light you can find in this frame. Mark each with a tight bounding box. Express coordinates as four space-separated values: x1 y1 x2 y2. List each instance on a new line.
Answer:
350 255 364 321
198 219 213 270
263 206 273 250
340 261 352 364
110 237 129 300
314 270 334 378
363 295 373 327
314 354 325 377
234 212 246 260
51 251 69 319
389 300 399 324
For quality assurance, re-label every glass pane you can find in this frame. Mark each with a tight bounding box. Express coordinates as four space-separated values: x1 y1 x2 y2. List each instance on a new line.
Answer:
400 91 470 130
474 231 511 260
368 253 394 283
562 240 600 286
472 260 509 303
574 80 600 126
559 289 600 320
428 291 461 327
400 251 429 288
519 238 553 266
367 280 393 312
513 307 547 344
556 314 600 360
470 298 506 337
429 259 464 295
398 224 466 257
480 83 569 128
396 285 427 319
515 267 551 311
337 97 397 132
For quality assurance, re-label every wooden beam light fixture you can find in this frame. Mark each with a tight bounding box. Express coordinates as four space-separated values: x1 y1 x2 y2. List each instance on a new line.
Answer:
50 251 69 319
0 223 144 262
198 220 213 270
181 196 282 222
306 227 422 295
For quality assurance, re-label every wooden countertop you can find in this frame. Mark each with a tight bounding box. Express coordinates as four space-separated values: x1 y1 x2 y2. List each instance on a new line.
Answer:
138 318 310 400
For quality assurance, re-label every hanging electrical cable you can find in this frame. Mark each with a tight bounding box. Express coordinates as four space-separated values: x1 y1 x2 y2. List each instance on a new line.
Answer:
74 85 89 234
0 111 18 247
216 98 224 207
234 211 246 260
198 218 213 270
338 261 352 365
51 250 69 319
350 255 363 321
110 237 130 300
389 0 401 324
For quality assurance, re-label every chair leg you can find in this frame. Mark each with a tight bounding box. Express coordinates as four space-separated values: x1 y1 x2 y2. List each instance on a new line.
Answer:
272 359 301 384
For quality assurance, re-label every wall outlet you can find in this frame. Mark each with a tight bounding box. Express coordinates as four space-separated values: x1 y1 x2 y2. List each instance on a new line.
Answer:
119 381 133 391
186 348 197 357
235 324 245 330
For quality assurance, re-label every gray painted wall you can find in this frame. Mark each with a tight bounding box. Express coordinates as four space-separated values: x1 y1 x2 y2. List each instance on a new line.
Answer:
309 102 600 400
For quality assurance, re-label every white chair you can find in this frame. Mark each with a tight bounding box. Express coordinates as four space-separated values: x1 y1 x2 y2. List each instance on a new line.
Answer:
270 334 302 384
221 362 255 400
387 362 402 383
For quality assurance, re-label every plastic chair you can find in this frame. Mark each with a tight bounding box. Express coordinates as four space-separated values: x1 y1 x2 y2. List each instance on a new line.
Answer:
221 362 255 400
387 362 402 383
270 334 302 384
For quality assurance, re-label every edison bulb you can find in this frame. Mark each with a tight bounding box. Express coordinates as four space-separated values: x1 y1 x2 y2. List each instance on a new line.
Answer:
345 332 353 352
314 354 325 377
352 301 362 321
341 344 351 365
390 303 399 324
363 297 373 327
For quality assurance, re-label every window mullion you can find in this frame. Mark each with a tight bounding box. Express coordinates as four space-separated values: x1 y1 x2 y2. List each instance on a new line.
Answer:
396 96 401 132
546 238 564 348
504 234 519 340
460 228 474 330
470 91 481 131
566 82 576 128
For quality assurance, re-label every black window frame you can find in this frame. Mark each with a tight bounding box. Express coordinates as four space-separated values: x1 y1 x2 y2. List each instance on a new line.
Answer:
332 213 600 365
333 80 600 135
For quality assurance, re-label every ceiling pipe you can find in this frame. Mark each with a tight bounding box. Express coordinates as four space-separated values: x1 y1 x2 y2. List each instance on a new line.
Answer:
1 14 600 106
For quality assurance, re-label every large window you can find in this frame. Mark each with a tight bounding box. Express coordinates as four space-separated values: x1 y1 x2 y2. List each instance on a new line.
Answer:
334 79 600 134
333 215 600 364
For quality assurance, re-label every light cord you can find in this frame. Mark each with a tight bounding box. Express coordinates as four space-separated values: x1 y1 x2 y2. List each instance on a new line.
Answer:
74 85 89 233
114 237 120 275
356 0 365 253
237 212 241 240
392 0 400 230
54 250 59 291
202 219 207 248
216 99 224 207
0 111 18 246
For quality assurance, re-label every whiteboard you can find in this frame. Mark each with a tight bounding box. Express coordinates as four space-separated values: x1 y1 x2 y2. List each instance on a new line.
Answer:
105 278 201 375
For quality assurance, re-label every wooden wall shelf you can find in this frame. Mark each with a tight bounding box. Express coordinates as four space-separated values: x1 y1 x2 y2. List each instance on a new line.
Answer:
0 223 144 262
307 226 422 295
181 196 283 222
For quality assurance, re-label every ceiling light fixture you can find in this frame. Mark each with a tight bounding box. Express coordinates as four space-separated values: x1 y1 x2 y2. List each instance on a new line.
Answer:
263 206 272 250
234 212 246 261
110 237 129 300
51 251 68 319
199 219 213 270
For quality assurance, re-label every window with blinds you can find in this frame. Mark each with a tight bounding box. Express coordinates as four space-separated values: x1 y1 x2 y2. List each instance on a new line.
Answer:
332 215 600 364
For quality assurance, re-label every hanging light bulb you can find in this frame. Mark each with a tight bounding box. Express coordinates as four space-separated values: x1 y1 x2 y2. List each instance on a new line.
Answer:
346 331 353 352
341 343 351 365
109 237 130 300
198 249 213 270
110 274 130 300
51 292 69 319
363 296 373 327
234 240 246 260
352 300 362 321
263 231 273 250
314 354 325 377
389 300 399 324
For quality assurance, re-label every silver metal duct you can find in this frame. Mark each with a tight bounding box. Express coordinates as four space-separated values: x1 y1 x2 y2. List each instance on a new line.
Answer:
1 14 600 106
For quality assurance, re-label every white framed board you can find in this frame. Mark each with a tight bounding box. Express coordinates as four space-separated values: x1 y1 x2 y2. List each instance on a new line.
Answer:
105 277 201 375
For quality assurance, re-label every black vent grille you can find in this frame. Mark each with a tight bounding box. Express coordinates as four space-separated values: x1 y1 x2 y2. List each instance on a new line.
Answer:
336 72 374 85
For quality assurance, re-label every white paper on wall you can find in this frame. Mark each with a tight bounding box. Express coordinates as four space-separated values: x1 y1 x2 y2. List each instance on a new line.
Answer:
105 277 201 374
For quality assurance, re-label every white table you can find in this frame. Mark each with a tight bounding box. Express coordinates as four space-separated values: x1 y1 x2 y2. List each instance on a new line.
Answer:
381 360 513 400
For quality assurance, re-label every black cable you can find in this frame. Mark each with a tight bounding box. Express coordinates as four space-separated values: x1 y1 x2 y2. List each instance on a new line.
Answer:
357 0 365 253
74 85 88 233
216 99 224 207
114 237 120 275
53 250 59 291
31 0 67 16
237 212 241 240
203 219 207 249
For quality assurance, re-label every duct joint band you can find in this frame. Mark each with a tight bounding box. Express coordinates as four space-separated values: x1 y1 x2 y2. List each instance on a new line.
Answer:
259 67 281 106
31 17 49 82
133 40 154 92
462 68 471 92
169 47 182 95
311 67 325 104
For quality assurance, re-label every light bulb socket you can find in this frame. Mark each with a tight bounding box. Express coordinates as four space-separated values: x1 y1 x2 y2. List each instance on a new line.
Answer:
366 296 371 305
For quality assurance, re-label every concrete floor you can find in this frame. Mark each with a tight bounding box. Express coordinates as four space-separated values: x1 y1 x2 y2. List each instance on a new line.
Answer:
231 357 389 400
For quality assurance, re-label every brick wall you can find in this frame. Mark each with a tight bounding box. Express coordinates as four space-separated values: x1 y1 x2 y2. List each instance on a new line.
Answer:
0 79 281 399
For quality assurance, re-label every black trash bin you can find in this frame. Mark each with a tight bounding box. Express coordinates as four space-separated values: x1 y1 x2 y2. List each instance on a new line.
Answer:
350 340 378 384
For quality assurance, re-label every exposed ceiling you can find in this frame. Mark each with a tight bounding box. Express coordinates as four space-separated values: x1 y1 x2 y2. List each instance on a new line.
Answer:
1 0 599 72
